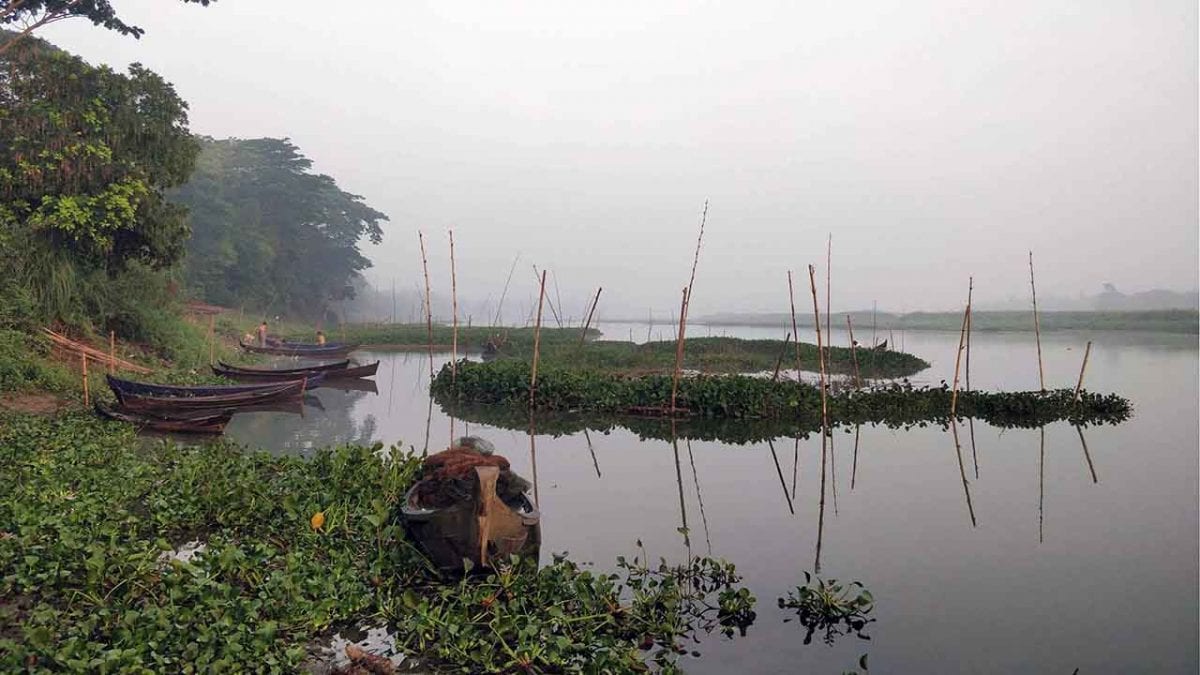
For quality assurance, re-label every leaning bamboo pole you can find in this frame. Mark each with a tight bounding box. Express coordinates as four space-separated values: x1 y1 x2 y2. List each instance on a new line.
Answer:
771 332 791 382
41 329 150 374
669 287 689 413
808 266 830 427
825 234 832 367
965 278 974 391
846 316 861 388
1073 340 1093 401
207 315 215 365
449 229 459 381
1029 251 1045 391
108 330 115 375
418 231 435 381
529 270 548 409
578 287 602 348
787 271 803 383
950 277 972 416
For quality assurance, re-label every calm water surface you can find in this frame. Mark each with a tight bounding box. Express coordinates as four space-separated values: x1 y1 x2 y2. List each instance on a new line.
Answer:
226 326 1199 674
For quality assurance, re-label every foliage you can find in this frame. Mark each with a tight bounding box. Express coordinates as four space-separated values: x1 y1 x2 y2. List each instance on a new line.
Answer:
432 360 1133 429
0 329 73 392
778 573 875 645
172 137 388 320
389 550 755 672
0 2 212 54
0 35 198 323
696 309 1200 335
302 323 599 350
0 412 754 672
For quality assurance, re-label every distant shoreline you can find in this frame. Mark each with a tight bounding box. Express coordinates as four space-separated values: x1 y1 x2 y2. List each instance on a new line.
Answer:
599 309 1199 334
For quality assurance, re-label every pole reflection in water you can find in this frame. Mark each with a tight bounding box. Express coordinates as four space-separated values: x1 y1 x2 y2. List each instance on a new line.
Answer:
528 412 539 507
671 426 691 551
968 418 979 479
791 436 799 501
829 429 838 516
767 438 795 515
851 425 861 490
686 439 713 555
815 433 828 574
584 428 601 478
950 420 978 527
1038 426 1045 544
1076 425 1099 483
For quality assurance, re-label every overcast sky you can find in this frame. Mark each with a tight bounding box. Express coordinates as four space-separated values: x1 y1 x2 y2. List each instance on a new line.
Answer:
43 0 1198 316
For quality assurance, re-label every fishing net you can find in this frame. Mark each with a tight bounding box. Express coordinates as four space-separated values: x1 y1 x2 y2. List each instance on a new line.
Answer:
413 437 532 508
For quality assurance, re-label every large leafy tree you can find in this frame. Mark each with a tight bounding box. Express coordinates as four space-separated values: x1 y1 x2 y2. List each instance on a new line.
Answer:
0 0 213 56
0 35 199 319
173 138 388 319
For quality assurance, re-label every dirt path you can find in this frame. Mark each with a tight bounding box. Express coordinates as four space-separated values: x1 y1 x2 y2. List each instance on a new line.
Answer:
0 392 67 415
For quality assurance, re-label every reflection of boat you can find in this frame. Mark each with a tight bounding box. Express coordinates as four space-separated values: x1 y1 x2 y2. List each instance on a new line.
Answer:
95 402 231 434
113 379 310 411
212 361 379 382
319 378 379 394
401 465 540 573
238 339 359 357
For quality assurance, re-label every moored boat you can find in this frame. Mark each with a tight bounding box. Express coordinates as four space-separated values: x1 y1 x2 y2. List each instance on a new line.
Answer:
400 438 540 573
212 361 378 382
217 359 350 375
112 378 309 411
106 374 321 398
238 339 360 357
95 403 232 434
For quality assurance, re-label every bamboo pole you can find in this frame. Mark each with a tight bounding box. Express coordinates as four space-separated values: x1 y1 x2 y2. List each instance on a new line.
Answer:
771 332 791 382
418 231 435 381
529 270 547 409
207 315 215 365
825 233 832 367
578 287 602 347
532 265 562 328
787 271 803 383
1029 251 1045 391
950 277 972 416
41 329 150 373
846 316 861 388
80 353 89 407
108 330 115 375
669 287 689 413
965 279 974 391
1073 341 1092 401
492 254 520 327
449 229 459 381
808 266 830 430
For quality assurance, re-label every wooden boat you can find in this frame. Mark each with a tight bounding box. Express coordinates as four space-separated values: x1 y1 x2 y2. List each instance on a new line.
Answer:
401 465 540 573
217 359 350 375
211 361 378 382
114 379 308 411
95 403 232 434
106 374 321 398
238 339 360 357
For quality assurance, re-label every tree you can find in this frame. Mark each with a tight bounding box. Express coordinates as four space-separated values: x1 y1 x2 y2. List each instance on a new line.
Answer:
0 0 213 56
173 138 388 319
0 35 199 318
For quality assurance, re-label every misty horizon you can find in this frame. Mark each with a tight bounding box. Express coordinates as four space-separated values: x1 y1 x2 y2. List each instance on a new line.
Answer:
41 1 1198 319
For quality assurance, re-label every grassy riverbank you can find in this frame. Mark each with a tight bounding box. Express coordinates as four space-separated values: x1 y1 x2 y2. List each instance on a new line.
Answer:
0 413 755 672
691 309 1199 334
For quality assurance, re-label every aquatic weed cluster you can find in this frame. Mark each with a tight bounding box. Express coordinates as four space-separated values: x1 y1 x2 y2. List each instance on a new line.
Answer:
0 412 754 672
778 573 875 646
433 360 1132 430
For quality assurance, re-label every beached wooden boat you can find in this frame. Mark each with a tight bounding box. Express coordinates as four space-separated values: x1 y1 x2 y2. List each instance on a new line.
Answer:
217 359 350 375
114 379 309 411
95 403 232 434
106 374 320 398
211 361 378 382
238 339 360 357
401 465 540 573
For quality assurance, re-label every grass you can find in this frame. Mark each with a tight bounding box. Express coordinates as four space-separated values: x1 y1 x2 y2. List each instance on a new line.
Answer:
691 309 1199 334
0 412 756 673
433 359 1132 431
0 329 76 393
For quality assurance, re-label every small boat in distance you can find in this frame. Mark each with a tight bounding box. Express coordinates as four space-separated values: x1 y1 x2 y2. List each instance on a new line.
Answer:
238 339 360 357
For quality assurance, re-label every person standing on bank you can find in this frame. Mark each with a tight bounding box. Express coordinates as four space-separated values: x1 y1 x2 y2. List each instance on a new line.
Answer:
257 321 268 347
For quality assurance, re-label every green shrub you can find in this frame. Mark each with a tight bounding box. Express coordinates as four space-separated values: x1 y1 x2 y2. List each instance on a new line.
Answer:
0 329 74 392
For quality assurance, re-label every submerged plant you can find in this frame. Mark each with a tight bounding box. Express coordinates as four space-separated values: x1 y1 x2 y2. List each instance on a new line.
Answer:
778 572 875 645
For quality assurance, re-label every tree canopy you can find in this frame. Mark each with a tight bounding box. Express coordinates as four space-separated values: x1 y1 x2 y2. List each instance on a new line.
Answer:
0 35 199 320
172 138 388 319
0 1 213 55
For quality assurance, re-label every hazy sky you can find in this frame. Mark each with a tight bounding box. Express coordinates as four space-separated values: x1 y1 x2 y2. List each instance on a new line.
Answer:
43 0 1198 316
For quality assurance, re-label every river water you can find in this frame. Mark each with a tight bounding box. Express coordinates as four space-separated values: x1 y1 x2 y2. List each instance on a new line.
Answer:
225 325 1199 674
